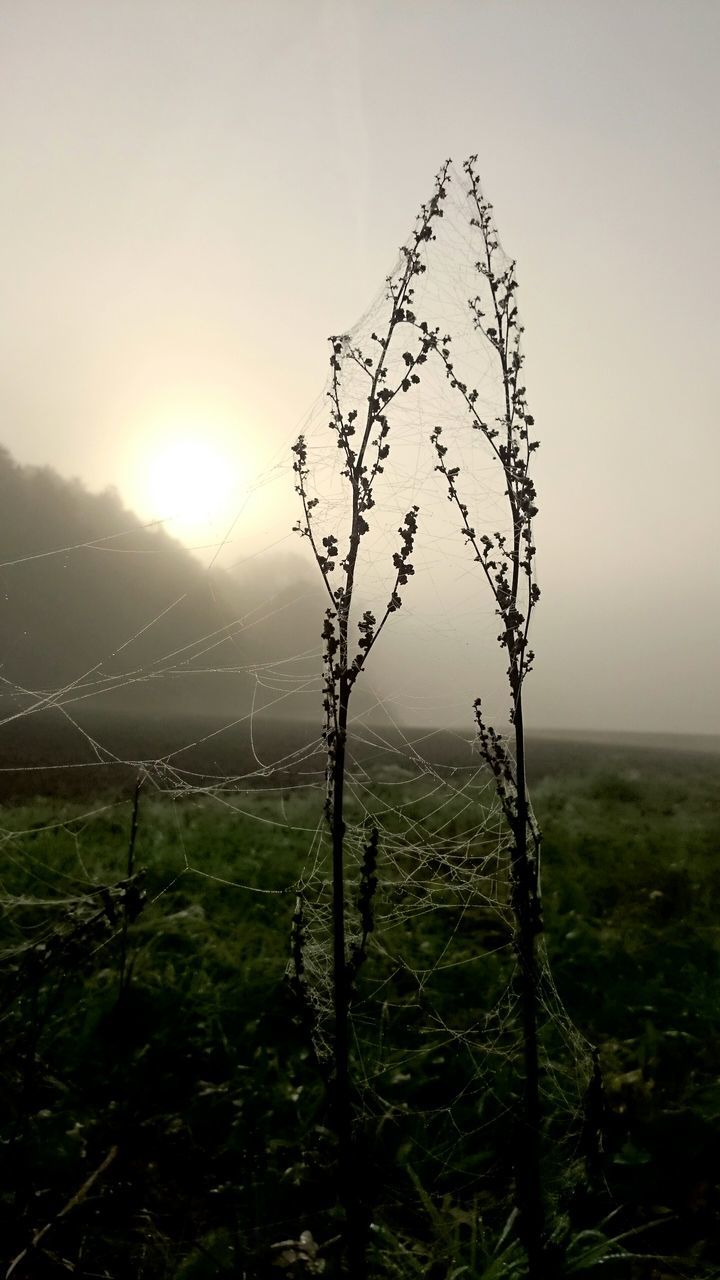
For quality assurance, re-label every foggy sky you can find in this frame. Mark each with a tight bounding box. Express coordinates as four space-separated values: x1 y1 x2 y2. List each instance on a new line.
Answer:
1 0 719 735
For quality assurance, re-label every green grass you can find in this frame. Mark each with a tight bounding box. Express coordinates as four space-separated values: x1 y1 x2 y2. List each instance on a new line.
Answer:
0 749 718 1277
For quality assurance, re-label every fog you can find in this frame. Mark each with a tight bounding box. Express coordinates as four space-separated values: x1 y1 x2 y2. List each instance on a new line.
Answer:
1 1 718 736
0 444 715 744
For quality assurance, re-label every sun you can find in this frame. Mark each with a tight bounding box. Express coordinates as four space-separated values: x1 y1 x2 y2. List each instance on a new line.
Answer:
144 435 238 541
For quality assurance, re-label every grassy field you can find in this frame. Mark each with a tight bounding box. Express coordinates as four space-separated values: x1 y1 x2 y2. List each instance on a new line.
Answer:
0 732 718 1277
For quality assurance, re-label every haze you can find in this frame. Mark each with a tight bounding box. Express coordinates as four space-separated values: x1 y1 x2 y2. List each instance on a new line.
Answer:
1 0 718 736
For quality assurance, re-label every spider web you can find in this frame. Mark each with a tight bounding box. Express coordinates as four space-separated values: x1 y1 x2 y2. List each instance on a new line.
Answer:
281 158 595 1220
0 159 595 1254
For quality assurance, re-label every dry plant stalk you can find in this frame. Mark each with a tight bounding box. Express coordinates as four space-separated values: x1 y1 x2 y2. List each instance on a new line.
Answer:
430 155 546 1275
292 162 449 1278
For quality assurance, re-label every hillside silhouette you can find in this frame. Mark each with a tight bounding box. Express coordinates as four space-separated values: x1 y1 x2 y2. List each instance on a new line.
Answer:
0 448 332 781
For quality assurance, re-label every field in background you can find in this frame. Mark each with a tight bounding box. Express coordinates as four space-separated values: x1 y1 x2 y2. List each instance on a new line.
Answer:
0 731 718 1276
0 708 718 797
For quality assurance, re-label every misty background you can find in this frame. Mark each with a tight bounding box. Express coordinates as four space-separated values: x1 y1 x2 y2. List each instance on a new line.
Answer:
1 0 719 742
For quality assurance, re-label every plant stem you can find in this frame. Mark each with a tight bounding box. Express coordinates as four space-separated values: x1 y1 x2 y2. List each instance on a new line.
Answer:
512 695 544 1276
331 683 367 1278
118 775 142 1001
331 683 350 1172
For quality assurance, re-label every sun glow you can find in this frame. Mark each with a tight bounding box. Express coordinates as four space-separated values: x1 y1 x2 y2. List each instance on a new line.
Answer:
122 404 282 563
143 435 239 545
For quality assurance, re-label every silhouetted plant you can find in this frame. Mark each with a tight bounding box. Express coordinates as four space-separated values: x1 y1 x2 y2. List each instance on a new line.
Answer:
291 161 450 1277
345 825 378 992
430 155 546 1275
117 773 144 1002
